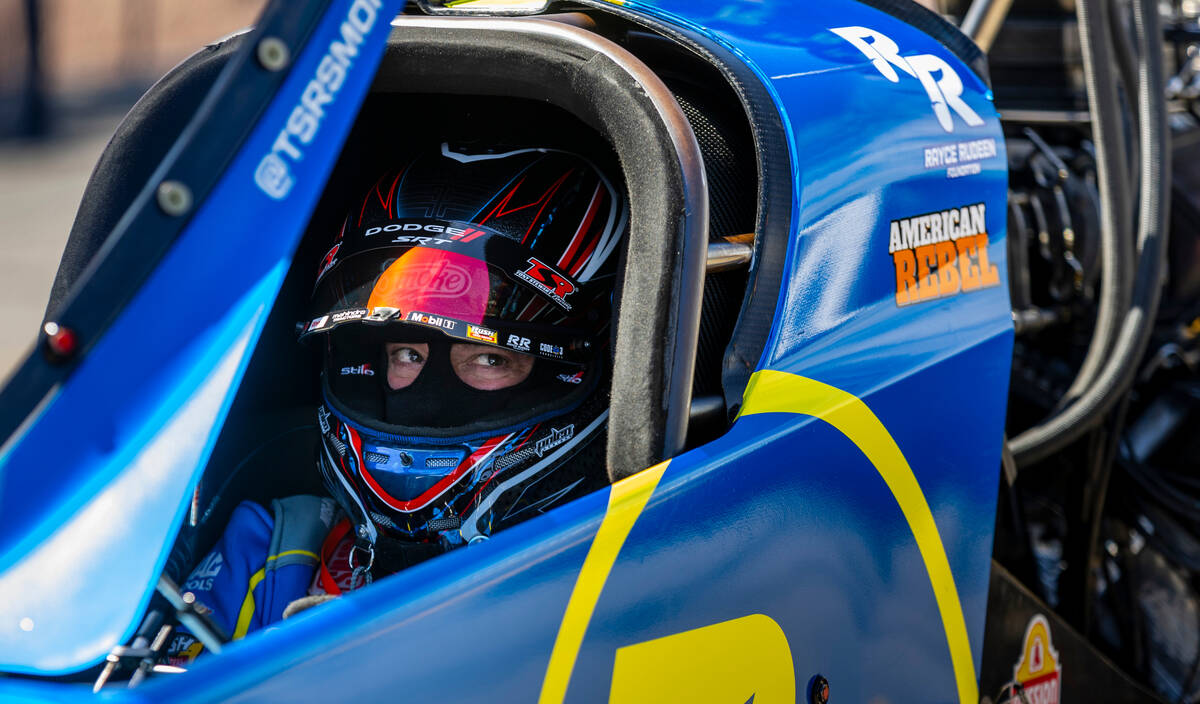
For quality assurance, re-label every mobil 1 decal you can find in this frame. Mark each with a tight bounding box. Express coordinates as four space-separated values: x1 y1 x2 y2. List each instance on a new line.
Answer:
888 202 1000 306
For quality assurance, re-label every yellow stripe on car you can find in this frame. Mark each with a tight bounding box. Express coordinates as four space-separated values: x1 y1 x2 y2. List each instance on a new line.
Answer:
738 369 978 704
538 461 669 704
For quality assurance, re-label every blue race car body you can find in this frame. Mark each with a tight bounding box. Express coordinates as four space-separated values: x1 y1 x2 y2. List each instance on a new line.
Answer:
0 1 1009 701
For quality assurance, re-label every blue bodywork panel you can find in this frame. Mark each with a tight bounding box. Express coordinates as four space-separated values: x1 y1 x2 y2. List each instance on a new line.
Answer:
0 0 1010 701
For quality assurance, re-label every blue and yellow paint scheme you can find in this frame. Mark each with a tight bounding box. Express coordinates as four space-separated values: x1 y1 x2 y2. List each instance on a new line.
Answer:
0 0 1009 701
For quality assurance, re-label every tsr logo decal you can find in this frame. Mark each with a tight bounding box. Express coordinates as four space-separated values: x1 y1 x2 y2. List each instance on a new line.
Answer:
830 26 985 133
254 0 385 199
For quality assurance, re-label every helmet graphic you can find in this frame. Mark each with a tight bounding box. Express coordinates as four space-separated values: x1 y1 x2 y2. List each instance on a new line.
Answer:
304 144 627 549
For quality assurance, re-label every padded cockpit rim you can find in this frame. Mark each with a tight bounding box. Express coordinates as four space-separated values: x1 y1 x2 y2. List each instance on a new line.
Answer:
572 0 795 417
379 17 709 479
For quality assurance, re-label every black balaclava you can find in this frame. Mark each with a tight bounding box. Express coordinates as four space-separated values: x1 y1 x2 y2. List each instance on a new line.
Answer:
381 338 565 429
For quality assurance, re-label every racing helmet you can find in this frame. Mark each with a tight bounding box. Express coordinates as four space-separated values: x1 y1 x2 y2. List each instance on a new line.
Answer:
303 143 628 549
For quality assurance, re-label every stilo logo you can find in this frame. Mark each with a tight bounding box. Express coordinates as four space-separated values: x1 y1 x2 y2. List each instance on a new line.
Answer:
557 371 584 384
515 257 576 310
341 364 374 376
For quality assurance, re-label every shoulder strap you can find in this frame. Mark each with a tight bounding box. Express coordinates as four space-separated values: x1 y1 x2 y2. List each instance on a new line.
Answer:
268 495 337 569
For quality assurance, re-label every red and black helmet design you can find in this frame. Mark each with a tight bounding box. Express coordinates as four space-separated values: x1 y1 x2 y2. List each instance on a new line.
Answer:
306 144 626 546
302 144 627 362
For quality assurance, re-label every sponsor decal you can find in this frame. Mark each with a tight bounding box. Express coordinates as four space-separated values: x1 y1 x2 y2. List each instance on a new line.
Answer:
365 307 400 322
318 405 331 434
183 552 224 592
331 308 368 322
829 26 985 133
888 202 1000 306
407 311 458 331
507 334 531 352
166 634 204 666
557 371 584 385
364 221 488 243
540 342 565 358
466 324 498 344
254 0 384 199
341 363 375 376
923 137 998 179
390 260 473 299
1011 614 1061 704
317 243 341 281
308 315 331 332
515 257 576 310
255 153 294 200
534 424 575 458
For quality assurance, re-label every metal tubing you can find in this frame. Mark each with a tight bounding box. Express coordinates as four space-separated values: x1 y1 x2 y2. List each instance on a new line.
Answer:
960 0 1016 53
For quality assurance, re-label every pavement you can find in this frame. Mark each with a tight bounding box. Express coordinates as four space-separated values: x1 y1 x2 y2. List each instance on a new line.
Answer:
0 112 124 384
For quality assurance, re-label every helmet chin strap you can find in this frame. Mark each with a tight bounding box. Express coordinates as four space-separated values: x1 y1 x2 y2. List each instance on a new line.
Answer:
348 535 375 590
316 415 379 588
317 405 450 587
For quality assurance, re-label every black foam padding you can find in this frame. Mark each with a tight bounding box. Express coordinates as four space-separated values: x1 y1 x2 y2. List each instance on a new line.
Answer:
44 35 246 319
670 88 756 243
582 2 797 417
668 84 754 405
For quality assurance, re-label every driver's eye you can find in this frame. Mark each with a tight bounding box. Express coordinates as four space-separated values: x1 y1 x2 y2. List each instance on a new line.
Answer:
472 353 507 368
450 343 534 390
392 347 424 364
385 342 429 390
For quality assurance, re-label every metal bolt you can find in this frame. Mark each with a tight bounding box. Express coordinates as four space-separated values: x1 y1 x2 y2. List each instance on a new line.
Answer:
257 37 290 71
399 452 414 467
156 181 192 216
182 591 196 605
809 674 830 704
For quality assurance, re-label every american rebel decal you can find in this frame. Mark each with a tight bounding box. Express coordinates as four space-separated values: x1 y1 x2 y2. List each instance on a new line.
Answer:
888 202 1000 306
1011 614 1061 704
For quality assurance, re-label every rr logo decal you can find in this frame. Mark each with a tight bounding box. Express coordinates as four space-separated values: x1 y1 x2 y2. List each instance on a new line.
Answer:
829 26 986 133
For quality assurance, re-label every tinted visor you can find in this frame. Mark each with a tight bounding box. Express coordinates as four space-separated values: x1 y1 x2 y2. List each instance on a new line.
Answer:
303 220 594 363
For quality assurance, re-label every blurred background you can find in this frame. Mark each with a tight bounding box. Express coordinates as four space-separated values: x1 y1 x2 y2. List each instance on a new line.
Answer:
0 0 265 381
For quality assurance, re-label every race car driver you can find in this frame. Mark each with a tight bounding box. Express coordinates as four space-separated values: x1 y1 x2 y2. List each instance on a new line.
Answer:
165 143 628 662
